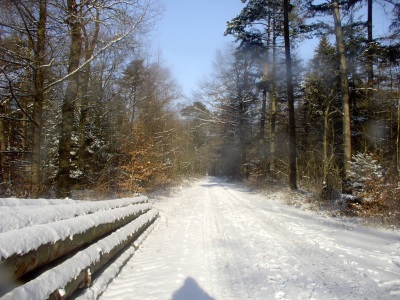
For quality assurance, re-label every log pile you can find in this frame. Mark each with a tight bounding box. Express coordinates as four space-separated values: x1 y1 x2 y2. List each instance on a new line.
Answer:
0 197 158 299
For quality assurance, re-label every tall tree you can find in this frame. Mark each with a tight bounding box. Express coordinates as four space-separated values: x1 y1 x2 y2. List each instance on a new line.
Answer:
227 0 304 186
31 0 48 198
366 0 373 90
226 0 283 173
390 3 400 174
302 37 341 193
284 0 297 190
332 0 352 191
57 0 84 198
77 7 100 178
308 0 354 191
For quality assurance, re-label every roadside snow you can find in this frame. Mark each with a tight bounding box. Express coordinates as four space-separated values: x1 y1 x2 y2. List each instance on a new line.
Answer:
100 177 400 299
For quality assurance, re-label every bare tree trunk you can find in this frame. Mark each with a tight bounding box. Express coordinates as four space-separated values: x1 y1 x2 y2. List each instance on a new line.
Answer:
260 88 267 139
284 0 297 190
260 12 271 142
21 58 30 158
397 92 400 175
367 0 373 90
57 0 83 198
31 0 47 198
323 102 331 188
269 10 277 173
239 99 247 178
396 69 400 175
269 90 276 172
332 0 352 192
0 104 7 190
78 9 100 175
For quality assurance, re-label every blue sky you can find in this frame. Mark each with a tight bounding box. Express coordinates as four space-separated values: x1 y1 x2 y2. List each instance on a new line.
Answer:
154 0 393 98
154 0 245 97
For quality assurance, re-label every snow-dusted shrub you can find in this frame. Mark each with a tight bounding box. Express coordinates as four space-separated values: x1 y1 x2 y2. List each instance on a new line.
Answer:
348 152 383 196
347 153 400 225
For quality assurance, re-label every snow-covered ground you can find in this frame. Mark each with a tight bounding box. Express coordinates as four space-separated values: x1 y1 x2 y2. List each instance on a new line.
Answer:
99 177 400 299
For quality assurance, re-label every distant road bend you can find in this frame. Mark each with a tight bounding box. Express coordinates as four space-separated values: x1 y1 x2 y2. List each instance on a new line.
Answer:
100 177 400 300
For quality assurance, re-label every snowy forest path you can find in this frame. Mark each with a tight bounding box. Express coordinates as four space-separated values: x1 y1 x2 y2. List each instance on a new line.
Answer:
99 177 400 300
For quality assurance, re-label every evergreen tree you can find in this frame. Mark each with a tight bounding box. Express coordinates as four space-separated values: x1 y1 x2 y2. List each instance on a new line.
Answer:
301 37 342 194
226 0 303 188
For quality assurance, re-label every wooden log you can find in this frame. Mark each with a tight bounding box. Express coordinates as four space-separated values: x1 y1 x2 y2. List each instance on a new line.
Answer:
0 198 77 207
0 197 148 233
75 218 160 299
0 196 148 207
54 211 159 300
74 218 160 300
1 209 159 300
0 203 152 280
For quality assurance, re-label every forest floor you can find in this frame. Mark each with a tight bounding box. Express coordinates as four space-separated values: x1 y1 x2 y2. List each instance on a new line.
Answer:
99 177 400 300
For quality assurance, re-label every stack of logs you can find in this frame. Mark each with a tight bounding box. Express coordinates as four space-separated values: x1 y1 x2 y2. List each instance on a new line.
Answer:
0 197 159 299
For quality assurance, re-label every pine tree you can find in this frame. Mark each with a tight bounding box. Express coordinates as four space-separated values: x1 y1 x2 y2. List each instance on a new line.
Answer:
302 37 341 195
226 0 303 188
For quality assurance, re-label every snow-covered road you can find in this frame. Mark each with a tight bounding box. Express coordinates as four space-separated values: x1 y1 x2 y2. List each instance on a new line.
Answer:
99 177 400 300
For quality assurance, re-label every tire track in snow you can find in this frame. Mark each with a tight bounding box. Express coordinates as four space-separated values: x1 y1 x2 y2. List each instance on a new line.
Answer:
202 186 250 299
206 182 290 299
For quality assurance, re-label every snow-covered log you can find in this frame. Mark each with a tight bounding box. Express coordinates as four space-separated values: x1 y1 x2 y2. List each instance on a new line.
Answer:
1 209 159 300
0 198 78 207
0 203 151 280
0 197 148 233
75 218 160 300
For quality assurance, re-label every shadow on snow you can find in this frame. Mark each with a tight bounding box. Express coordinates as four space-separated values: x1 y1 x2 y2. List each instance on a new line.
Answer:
171 277 214 300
